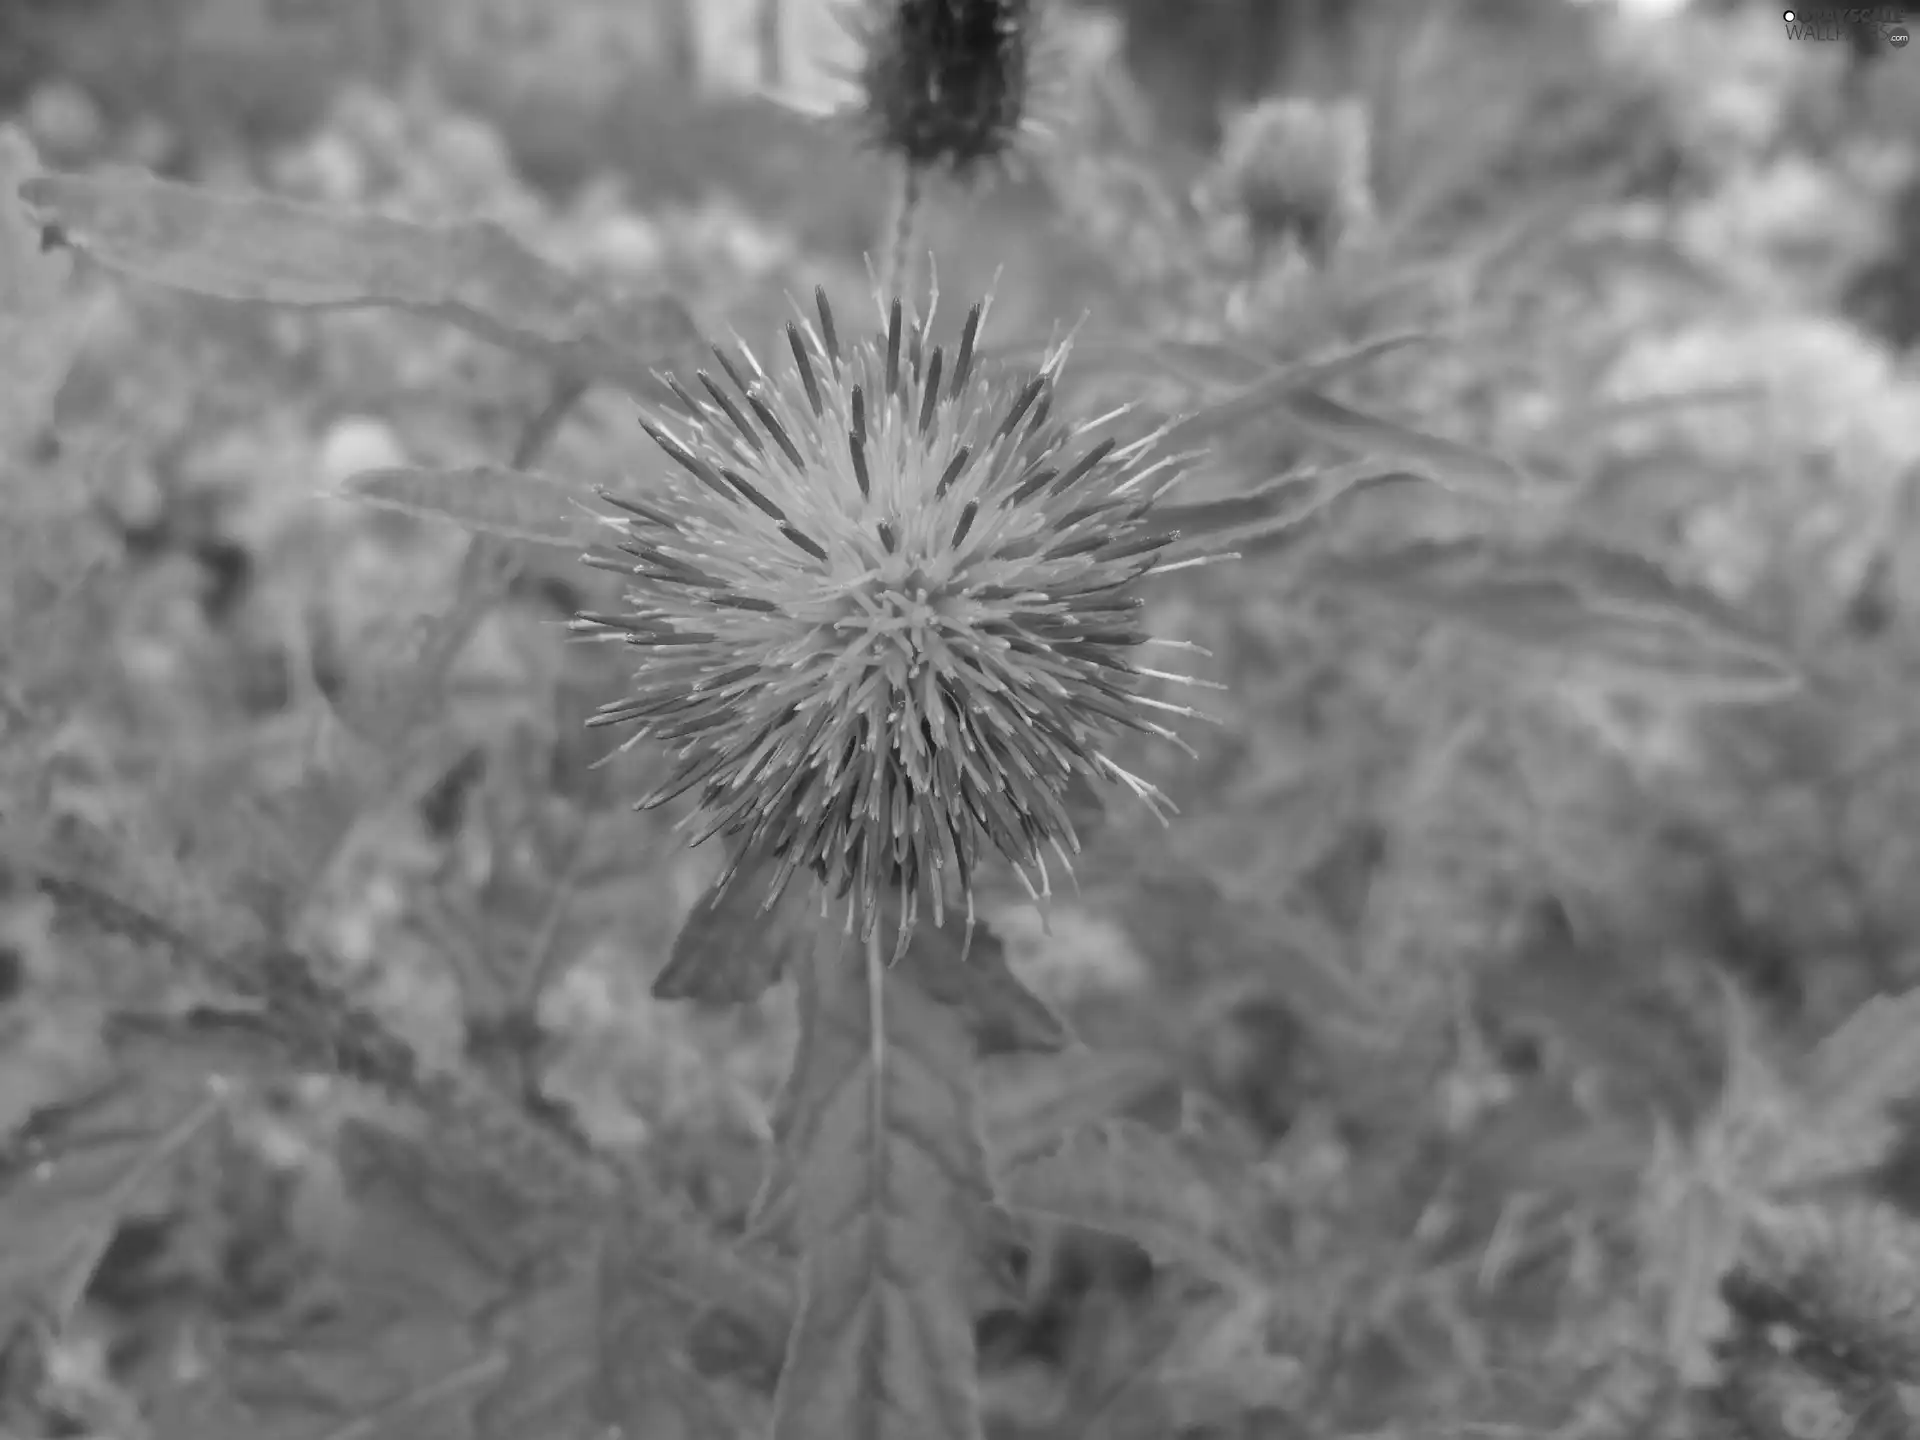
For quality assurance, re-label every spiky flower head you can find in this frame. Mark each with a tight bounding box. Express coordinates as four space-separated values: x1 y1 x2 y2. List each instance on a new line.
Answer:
578 286 1205 952
844 0 1054 177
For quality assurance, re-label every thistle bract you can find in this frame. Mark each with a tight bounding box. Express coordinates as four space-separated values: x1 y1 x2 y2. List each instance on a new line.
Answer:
579 288 1200 950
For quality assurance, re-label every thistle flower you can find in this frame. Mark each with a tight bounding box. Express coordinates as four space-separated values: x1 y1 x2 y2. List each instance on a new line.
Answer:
844 0 1053 178
577 286 1208 953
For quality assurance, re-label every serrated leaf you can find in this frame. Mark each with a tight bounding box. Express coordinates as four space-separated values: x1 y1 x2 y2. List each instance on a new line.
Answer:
767 931 992 1440
1306 535 1802 703
654 854 812 1008
996 1121 1263 1286
0 126 80 455
895 914 1069 1056
344 466 597 549
749 1043 1161 1249
1271 389 1539 501
18 170 698 396
1150 462 1423 557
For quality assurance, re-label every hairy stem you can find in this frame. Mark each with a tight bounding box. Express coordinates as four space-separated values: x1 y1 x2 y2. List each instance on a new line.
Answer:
879 162 924 303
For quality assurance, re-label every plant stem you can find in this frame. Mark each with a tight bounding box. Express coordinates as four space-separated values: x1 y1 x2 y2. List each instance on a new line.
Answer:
880 161 924 302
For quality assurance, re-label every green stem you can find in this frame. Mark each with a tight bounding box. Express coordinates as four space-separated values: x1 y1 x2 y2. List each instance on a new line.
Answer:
880 161 924 303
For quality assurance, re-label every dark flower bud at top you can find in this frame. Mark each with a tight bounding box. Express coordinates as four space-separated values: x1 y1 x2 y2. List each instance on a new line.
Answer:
849 0 1040 176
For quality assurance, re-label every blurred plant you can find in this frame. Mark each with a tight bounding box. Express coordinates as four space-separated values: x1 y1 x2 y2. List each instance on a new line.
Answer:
4 3 1919 1437
1201 95 1376 269
0 60 1340 1432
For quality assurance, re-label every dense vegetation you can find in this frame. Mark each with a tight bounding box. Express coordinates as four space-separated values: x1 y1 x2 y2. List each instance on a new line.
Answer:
1 2 1918 1437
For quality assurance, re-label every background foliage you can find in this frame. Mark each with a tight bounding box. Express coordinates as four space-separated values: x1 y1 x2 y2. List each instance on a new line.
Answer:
2 1 1919 1437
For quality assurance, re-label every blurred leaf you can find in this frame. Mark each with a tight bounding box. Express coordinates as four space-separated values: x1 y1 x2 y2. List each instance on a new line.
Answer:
334 1120 561 1298
470 1267 601 1440
978 1048 1170 1167
1105 871 1387 1047
344 467 599 550
996 1120 1263 1286
1270 389 1539 501
1553 383 1770 446
1638 1120 1746 1388
654 854 812 1007
1305 535 1803 703
590 1175 765 1440
18 170 698 395
1153 462 1423 558
586 1162 793 1379
767 933 991 1440
221 1313 485 1440
1743 1200 1920 1386
321 543 519 754
1152 1290 1302 1429
1761 988 1920 1196
0 126 80 455
896 915 1071 1056
1157 333 1436 449
0 1054 225 1332
318 1356 510 1440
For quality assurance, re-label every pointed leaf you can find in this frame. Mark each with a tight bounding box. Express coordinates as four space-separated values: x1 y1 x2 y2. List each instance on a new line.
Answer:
996 1120 1264 1285
1306 536 1803 703
18 170 698 394
653 854 812 1007
343 466 598 549
1157 333 1437 449
1151 462 1423 556
768 931 992 1440
0 1058 225 1332
1271 389 1540 501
